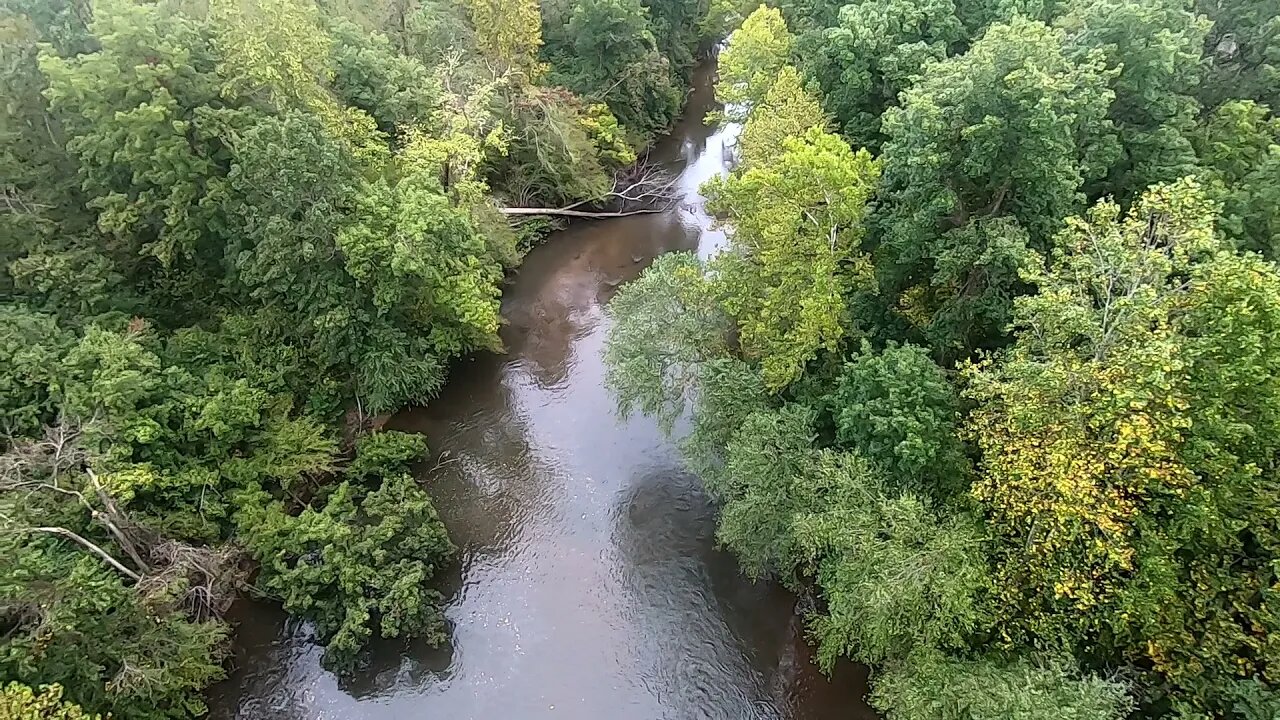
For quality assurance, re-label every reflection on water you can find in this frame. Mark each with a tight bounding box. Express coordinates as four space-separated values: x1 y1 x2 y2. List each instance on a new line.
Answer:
208 61 876 720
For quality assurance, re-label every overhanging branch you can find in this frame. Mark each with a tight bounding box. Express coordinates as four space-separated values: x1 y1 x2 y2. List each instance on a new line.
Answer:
15 526 143 582
500 206 670 218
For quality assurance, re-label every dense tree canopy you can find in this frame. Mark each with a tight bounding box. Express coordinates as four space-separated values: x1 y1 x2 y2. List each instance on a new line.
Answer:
0 0 719 715
876 16 1118 356
8 0 1280 715
802 0 966 149
967 178 1280 712
605 2 1280 718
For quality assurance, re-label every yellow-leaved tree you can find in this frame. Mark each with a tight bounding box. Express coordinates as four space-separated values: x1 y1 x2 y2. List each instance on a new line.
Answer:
966 178 1280 709
464 0 544 78
712 4 792 122
210 0 386 162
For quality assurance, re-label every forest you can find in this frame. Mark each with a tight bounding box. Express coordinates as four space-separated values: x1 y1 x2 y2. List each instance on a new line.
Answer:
605 0 1280 718
3 0 1279 715
0 0 729 715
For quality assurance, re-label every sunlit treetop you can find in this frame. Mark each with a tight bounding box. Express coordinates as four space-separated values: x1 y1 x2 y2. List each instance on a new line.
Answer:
714 4 794 122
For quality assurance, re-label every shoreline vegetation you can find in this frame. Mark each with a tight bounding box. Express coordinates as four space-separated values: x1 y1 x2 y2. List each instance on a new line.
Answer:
0 0 740 715
604 2 1280 718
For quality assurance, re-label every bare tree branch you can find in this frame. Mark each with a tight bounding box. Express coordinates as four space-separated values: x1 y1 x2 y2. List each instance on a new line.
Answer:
502 165 680 219
11 525 142 582
86 468 151 573
501 205 671 218
2 419 151 575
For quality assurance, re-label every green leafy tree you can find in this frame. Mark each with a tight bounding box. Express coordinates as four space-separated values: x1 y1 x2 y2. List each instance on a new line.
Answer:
325 15 443 134
38 0 223 270
871 652 1134 720
876 17 1119 356
1194 99 1280 258
464 0 543 77
641 0 708 81
705 128 880 389
338 126 505 359
0 307 74 436
0 9 90 284
605 252 728 431
966 178 1280 713
680 357 771 487
803 0 965 149
0 534 229 720
211 0 387 161
1057 0 1208 199
0 683 101 720
235 431 454 670
828 342 968 499
699 0 752 47
211 0 332 107
951 0 1067 32
736 65 827 171
710 405 821 580
547 0 682 140
398 0 475 61
714 4 793 122
795 466 988 668
491 87 617 205
52 324 336 541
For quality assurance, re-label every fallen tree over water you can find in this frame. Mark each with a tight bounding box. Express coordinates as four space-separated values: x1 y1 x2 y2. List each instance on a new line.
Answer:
502 165 679 218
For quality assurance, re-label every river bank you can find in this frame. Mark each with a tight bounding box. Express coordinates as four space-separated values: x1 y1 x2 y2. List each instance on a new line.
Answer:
207 59 876 720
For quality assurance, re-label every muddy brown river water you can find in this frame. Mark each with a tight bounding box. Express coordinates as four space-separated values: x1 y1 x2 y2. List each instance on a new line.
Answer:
209 60 877 720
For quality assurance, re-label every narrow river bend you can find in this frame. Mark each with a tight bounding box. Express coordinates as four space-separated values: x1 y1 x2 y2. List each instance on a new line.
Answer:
210 61 877 720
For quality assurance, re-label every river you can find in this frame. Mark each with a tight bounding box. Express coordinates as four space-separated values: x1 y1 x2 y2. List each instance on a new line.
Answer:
208 60 877 720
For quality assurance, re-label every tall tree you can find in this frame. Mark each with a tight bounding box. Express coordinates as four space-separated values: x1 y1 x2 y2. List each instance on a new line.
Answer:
966 178 1280 713
736 65 827 170
713 4 793 122
1194 99 1280 259
38 0 223 271
875 17 1119 357
1057 0 1209 200
548 0 681 140
464 0 543 77
705 128 880 389
827 341 969 500
803 0 966 149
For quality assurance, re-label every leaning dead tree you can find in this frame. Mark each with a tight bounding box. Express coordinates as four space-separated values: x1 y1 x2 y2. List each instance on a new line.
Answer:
0 419 241 619
501 163 681 219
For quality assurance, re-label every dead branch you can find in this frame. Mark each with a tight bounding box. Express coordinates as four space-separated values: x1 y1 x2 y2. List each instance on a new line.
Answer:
1 421 153 576
502 164 679 219
500 206 671 218
2 418 245 622
1 187 52 216
143 540 242 621
86 468 151 573
0 420 89 487
12 525 142 582
1 419 155 575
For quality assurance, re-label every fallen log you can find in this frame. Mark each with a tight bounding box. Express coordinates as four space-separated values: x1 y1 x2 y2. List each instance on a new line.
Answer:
499 206 668 218
500 164 678 219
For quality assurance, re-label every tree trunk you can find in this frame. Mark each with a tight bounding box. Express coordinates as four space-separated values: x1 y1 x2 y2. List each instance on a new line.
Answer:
21 526 142 582
500 207 667 218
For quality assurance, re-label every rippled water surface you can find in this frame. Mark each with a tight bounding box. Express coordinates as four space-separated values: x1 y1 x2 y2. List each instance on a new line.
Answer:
209 61 877 720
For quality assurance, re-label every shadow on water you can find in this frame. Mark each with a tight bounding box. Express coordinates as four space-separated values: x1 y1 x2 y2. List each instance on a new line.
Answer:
208 60 878 720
